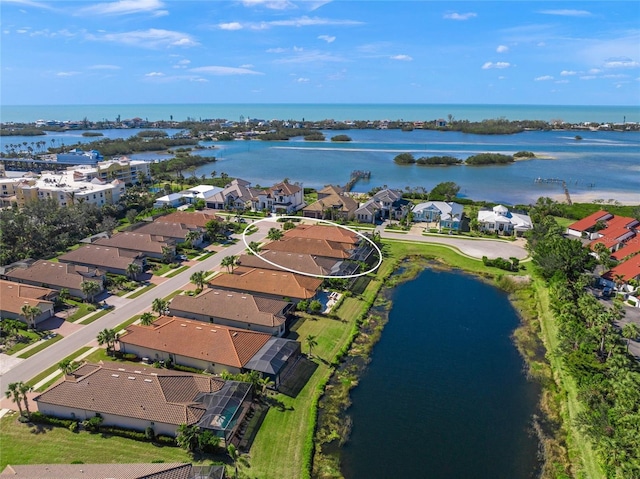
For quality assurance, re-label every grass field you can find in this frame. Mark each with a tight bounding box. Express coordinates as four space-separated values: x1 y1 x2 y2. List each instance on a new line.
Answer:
17 334 64 359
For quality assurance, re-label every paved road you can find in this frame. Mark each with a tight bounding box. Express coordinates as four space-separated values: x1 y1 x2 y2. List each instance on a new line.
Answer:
0 218 529 388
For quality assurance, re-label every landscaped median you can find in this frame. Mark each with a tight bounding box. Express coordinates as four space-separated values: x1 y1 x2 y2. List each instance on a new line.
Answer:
16 334 64 359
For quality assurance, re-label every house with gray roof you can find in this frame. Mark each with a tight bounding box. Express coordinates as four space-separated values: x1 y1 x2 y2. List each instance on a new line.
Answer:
205 179 260 211
58 244 145 276
355 188 409 224
251 181 304 214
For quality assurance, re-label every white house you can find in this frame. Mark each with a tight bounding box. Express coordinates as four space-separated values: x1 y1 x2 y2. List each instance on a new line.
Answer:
477 205 533 236
251 181 304 214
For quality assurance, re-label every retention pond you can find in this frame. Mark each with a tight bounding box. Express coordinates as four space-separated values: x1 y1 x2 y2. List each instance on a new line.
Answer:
340 268 541 478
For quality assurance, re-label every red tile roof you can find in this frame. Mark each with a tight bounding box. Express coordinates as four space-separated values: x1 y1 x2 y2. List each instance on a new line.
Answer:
208 266 322 299
588 216 638 250
120 316 272 368
282 224 359 245
567 210 612 232
603 254 640 282
611 237 640 261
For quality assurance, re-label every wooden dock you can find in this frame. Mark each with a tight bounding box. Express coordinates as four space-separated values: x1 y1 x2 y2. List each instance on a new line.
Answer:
534 177 572 204
344 170 371 192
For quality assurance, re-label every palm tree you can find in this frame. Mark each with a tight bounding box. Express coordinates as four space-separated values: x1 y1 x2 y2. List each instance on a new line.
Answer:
97 328 119 356
593 243 612 272
176 423 200 452
139 312 155 326
81 280 101 303
190 271 207 291
267 227 283 241
152 298 169 317
5 382 24 416
305 334 318 358
126 262 142 280
247 241 261 255
227 443 239 479
20 304 41 329
622 323 639 353
58 359 78 375
221 255 237 273
184 230 201 249
58 287 70 304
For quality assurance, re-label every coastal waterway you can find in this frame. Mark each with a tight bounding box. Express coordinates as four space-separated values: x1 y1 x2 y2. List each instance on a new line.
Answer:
340 268 541 479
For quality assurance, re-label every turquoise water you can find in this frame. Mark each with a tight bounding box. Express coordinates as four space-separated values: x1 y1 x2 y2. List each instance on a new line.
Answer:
2 103 639 124
340 268 541 479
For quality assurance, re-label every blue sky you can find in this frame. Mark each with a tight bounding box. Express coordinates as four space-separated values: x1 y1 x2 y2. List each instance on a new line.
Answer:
1 0 639 105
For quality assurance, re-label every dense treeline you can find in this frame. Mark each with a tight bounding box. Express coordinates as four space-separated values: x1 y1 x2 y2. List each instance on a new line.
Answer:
416 155 462 166
150 153 216 178
527 212 640 478
54 136 199 157
0 127 46 136
465 153 514 165
330 135 352 142
393 152 514 166
444 118 551 134
0 199 111 265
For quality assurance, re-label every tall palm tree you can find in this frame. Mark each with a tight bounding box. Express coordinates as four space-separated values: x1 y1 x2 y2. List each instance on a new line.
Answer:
139 312 155 326
20 304 41 329
152 298 169 317
97 328 119 356
221 255 237 273
184 230 201 249
58 359 78 375
190 271 206 290
227 444 239 479
305 334 318 358
81 280 101 303
126 262 142 281
5 382 24 416
622 323 639 354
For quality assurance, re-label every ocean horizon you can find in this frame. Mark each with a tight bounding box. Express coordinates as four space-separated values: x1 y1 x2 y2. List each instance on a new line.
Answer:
2 103 639 124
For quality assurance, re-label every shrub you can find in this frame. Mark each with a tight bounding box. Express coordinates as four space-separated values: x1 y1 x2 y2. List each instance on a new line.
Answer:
145 426 155 441
87 305 97 312
29 411 76 428
69 421 79 433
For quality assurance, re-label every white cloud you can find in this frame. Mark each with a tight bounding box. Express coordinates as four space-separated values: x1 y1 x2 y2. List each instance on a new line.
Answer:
274 50 346 64
535 75 554 81
88 64 121 70
78 0 168 17
589 68 602 74
318 34 335 43
538 9 591 17
443 12 477 21
481 61 510 69
219 22 243 31
293 46 304 52
2 0 56 11
190 65 263 75
603 57 640 69
56 71 81 77
496 45 508 53
295 77 310 83
87 29 199 48
245 16 362 29
239 64 254 68
145 71 165 77
555 80 569 84
266 47 286 53
16 29 29 34
390 54 412 61
580 75 597 80
560 70 576 76
241 0 296 10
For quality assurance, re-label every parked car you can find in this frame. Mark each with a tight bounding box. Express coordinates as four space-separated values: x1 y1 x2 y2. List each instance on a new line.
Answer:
602 287 613 298
176 254 188 261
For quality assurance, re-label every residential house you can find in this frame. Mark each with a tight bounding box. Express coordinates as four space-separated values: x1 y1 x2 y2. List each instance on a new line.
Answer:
588 215 639 254
601 255 640 289
0 463 225 479
282 224 360 246
412 201 464 230
565 210 614 239
0 279 57 326
58 244 145 276
0 177 34 207
153 192 185 209
262 237 353 260
205 179 261 211
237 252 344 278
302 185 358 221
169 288 292 337
34 363 252 446
208 266 322 302
133 221 204 247
179 185 224 205
477 205 533 236
93 232 176 260
2 260 104 300
119 316 300 388
251 181 304 214
159 210 223 228
354 189 409 224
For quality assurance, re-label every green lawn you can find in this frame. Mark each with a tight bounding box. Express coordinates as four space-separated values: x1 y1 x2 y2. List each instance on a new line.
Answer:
165 265 189 278
66 301 95 322
27 347 92 390
78 308 112 325
3 329 44 355
125 283 156 299
0 415 194 471
17 334 64 359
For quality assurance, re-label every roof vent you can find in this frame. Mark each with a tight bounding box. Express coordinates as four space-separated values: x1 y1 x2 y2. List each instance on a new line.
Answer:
232 332 238 337
180 324 187 327
134 370 142 373
127 376 136 380
196 326 202 330
150 372 158 376
111 374 119 378
118 368 125 371
144 379 152 383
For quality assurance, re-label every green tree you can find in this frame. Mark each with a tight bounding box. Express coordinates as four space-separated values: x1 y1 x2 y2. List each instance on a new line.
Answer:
58 288 70 304
430 181 460 201
531 235 595 283
97 328 119 356
139 312 155 326
393 153 416 164
309 300 322 314
81 280 101 303
185 230 201 249
161 246 175 264
58 359 78 375
267 227 283 241
190 270 207 291
152 298 169 317
227 443 239 479
305 334 318 358
20 304 41 329
247 241 261 255
5 382 25 416
622 323 639 354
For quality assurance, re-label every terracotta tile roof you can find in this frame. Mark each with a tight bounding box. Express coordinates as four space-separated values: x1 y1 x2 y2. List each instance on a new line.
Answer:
304 187 357 213
158 211 222 228
120 316 272 368
4 260 103 291
603 254 640 282
237 252 338 276
282 224 359 245
0 279 56 315
567 210 613 232
267 181 302 196
169 288 288 328
34 363 225 427
0 463 194 479
611 237 640 261
133 222 199 240
588 215 638 250
58 244 141 271
208 266 322 300
94 232 173 254
263 237 352 259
